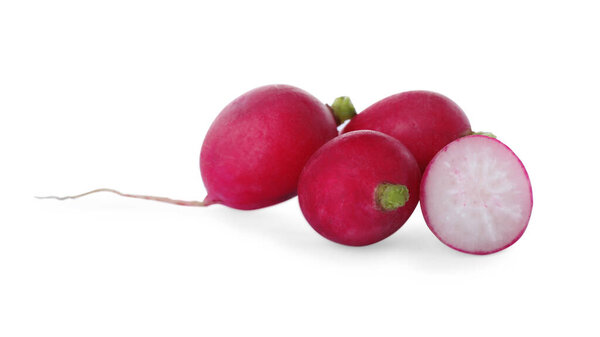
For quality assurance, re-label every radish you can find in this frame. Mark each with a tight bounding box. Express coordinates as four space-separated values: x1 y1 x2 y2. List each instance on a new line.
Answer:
297 130 421 246
199 84 355 209
342 90 472 171
39 85 356 210
420 135 533 255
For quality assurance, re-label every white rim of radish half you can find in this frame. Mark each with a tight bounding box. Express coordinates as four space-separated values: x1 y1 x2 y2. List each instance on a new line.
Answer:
421 135 533 255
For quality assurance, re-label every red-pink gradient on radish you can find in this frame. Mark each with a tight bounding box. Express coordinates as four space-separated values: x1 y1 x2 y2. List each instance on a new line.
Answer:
298 131 421 246
342 91 471 171
420 135 533 255
200 84 340 210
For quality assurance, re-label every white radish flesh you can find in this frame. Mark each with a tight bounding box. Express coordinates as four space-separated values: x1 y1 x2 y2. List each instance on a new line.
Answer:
421 135 533 255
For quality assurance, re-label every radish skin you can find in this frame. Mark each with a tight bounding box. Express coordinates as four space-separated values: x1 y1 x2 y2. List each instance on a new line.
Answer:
298 131 421 246
200 84 344 210
343 91 471 171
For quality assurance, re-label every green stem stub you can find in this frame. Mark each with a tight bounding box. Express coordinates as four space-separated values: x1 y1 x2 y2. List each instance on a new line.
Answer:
469 131 497 138
329 96 357 125
375 183 409 211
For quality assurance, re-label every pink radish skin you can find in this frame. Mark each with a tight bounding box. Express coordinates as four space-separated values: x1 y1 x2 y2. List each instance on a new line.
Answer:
342 91 471 171
200 84 341 210
298 130 421 246
421 135 533 255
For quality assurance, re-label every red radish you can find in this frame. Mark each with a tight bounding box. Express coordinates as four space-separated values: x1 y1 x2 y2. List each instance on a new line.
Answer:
420 135 533 255
298 130 421 246
342 91 472 171
39 85 356 210
200 85 352 209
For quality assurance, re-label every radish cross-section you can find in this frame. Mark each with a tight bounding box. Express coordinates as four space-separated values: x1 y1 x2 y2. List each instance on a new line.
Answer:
421 135 533 255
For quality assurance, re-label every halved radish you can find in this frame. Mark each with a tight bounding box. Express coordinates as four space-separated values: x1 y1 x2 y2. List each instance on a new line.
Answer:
421 135 533 254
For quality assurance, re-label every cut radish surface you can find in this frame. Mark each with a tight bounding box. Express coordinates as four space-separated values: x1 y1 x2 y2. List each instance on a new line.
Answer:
421 135 533 255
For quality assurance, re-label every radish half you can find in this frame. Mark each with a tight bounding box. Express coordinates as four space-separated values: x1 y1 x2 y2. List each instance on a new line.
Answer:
420 135 533 255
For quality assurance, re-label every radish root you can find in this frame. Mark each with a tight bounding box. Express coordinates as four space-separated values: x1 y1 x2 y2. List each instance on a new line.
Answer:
35 188 215 207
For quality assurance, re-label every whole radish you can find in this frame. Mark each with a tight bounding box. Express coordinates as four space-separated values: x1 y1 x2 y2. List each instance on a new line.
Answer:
200 85 355 210
342 90 471 171
298 130 421 246
420 135 533 255
39 84 356 210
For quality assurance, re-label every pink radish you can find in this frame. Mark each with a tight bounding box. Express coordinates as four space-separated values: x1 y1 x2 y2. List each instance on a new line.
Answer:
342 90 472 171
298 130 421 246
200 84 355 210
420 135 533 255
39 85 356 210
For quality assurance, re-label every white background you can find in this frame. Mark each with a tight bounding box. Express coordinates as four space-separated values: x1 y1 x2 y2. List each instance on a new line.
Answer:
1 1 599 336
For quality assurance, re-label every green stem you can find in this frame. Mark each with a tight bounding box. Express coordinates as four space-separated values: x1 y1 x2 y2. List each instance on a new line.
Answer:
469 131 497 138
328 96 356 125
375 183 409 211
